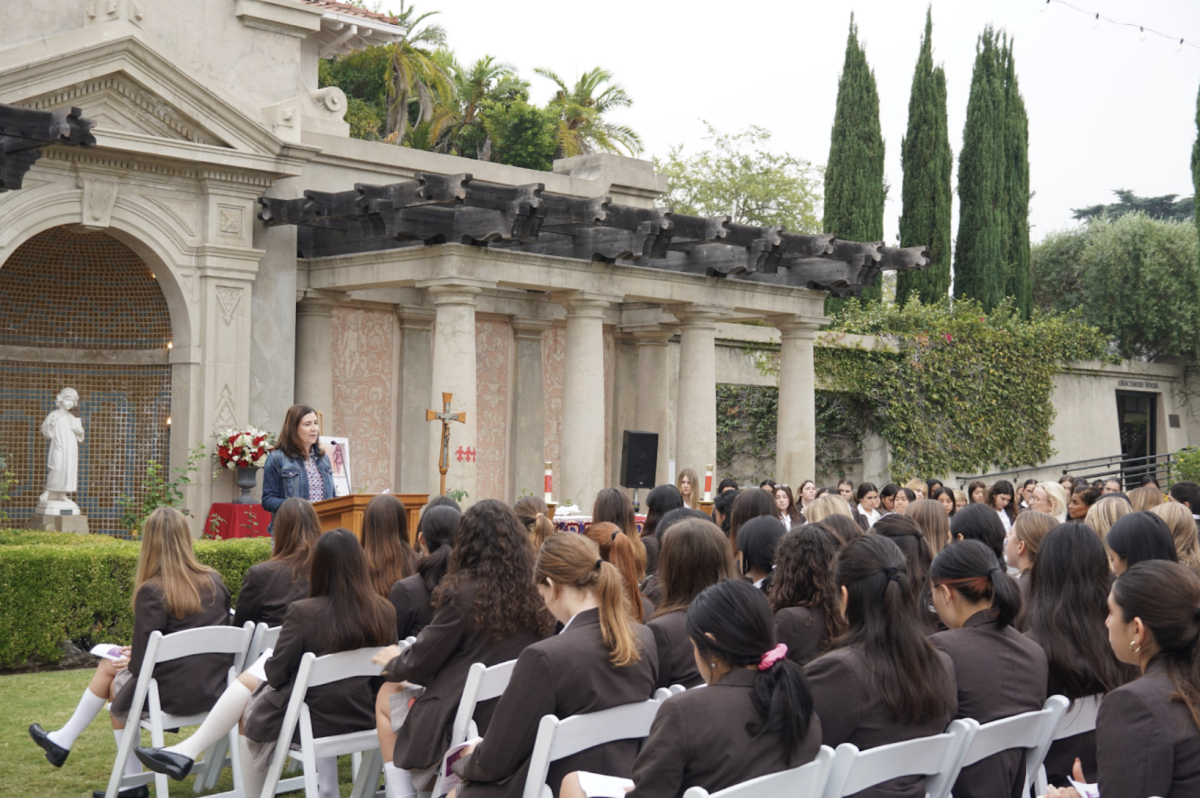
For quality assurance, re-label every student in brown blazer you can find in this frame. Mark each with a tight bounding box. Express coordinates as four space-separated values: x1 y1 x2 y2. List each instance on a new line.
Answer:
388 504 461 640
233 497 319 628
592 488 648 581
374 501 551 798
30 507 231 798
1048 560 1200 798
363 493 421 598
805 536 957 798
640 508 711 612
648 518 737 689
585 522 651 623
562 578 822 798
452 532 659 798
929 540 1048 798
769 523 846 666
640 484 685 576
133 527 396 798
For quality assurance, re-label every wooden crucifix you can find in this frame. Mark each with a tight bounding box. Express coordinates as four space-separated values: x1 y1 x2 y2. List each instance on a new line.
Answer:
426 392 466 497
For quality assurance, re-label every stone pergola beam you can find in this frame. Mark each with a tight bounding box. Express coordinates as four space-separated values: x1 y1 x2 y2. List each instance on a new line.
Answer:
0 103 95 192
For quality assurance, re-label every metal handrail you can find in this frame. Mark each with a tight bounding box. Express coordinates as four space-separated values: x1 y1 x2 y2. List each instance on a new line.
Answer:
958 451 1177 487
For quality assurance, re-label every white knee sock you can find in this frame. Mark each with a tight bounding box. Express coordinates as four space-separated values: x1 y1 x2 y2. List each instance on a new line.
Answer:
113 729 143 776
237 735 266 798
165 680 252 761
317 755 339 798
384 763 416 798
47 687 107 750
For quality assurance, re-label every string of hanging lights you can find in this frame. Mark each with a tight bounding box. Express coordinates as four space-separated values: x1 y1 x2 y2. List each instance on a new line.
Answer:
1040 0 1200 52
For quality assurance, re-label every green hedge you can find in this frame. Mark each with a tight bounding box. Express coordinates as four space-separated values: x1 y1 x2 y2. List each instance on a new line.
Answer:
0 531 271 669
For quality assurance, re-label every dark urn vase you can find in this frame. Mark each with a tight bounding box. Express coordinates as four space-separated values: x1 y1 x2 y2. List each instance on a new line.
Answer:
234 466 259 505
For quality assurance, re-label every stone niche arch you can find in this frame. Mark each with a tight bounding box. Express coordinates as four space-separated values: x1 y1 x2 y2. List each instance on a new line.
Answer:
0 226 174 535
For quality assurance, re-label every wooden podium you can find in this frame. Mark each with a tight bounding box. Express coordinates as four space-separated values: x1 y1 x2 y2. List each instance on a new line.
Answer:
313 493 429 546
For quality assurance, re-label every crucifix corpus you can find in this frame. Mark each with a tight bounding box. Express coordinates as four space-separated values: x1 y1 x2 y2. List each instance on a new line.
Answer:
426 392 466 496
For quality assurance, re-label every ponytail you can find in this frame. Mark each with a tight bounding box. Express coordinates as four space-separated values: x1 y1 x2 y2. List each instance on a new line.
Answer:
416 505 461 593
536 533 641 667
514 495 556 550
585 522 645 622
929 539 1021 628
686 579 814 764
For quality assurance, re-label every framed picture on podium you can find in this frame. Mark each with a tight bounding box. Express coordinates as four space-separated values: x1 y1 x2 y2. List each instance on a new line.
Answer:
319 436 353 497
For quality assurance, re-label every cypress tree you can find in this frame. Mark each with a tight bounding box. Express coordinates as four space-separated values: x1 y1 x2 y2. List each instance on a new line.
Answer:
954 27 1006 312
1001 37 1031 319
824 14 886 310
897 7 952 306
1193 79 1200 276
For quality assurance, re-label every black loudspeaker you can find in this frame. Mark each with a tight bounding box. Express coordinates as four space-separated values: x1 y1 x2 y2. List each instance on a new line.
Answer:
620 430 658 489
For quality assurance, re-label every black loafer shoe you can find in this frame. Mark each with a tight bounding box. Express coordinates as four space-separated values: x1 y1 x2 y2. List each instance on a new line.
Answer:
28 723 69 767
92 785 150 798
134 747 193 781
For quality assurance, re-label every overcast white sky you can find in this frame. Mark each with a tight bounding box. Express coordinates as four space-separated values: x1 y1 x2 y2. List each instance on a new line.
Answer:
378 0 1200 244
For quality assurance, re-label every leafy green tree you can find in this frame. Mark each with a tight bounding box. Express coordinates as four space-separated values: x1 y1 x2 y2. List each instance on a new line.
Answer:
426 54 517 155
535 67 641 158
1032 214 1200 361
656 123 822 233
1195 79 1200 279
1073 190 1195 224
954 27 1006 312
1001 39 1031 319
319 48 390 139
484 98 559 171
381 2 452 144
824 14 885 308
896 7 952 306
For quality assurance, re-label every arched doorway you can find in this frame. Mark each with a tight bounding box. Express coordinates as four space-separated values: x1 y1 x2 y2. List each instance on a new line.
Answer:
0 226 172 535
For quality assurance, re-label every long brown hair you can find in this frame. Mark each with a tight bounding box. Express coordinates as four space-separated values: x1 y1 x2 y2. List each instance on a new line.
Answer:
592 488 647 575
729 488 778 553
1112 560 1200 731
361 495 419 597
585 522 646 622
270 497 322 582
768 524 846 651
309 528 395 651
1011 510 1057 566
536 532 641 667
514 495 556 550
653 518 736 618
872 514 934 609
134 507 218 619
435 500 549 640
275 403 320 460
905 499 951 555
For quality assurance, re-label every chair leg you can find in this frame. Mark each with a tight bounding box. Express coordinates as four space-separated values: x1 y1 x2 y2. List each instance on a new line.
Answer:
302 747 321 798
196 736 229 792
149 720 171 798
349 748 383 798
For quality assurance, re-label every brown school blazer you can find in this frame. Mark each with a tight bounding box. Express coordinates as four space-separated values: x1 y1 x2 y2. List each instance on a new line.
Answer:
455 609 659 798
627 668 823 798
648 609 703 689
388 573 434 640
774 605 827 666
383 581 549 769
232 561 310 628
110 574 232 719
806 645 958 798
244 596 396 745
930 610 1049 798
1096 656 1200 798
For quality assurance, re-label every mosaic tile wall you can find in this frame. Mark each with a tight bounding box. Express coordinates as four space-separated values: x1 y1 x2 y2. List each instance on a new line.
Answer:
475 318 510 501
331 306 394 494
0 227 172 349
0 227 173 536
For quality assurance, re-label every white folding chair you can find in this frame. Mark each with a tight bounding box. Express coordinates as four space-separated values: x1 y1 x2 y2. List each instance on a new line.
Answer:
1034 694 1101 795
522 699 663 798
426 660 519 798
258 647 389 798
652 684 689 701
103 624 254 798
682 745 835 798
820 719 975 798
935 695 1068 798
193 622 267 793
245 623 283 668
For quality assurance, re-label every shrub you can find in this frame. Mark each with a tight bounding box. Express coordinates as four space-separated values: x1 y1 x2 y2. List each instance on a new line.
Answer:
0 533 270 669
1176 447 1200 484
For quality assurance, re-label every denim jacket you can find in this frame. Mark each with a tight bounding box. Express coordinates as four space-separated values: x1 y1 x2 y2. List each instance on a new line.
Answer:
261 448 334 532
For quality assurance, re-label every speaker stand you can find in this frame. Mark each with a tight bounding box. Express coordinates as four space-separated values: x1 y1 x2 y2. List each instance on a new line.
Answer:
632 488 640 513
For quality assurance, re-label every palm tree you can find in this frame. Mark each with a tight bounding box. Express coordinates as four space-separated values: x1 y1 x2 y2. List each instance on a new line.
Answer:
382 1 452 144
534 67 642 158
426 54 517 154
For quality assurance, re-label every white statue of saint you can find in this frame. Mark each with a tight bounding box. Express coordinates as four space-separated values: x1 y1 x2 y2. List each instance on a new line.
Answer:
37 387 85 515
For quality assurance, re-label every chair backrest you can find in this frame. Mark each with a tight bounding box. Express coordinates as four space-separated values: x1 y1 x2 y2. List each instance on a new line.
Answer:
451 660 517 745
245 622 281 665
1054 693 1101 740
945 695 1069 798
522 699 663 798
682 746 835 798
306 647 387 688
154 624 254 669
821 719 974 798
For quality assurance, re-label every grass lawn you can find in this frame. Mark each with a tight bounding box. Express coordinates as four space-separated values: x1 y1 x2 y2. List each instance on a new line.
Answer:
0 668 366 797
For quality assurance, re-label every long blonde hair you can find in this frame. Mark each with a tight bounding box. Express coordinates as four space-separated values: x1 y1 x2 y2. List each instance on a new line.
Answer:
1036 481 1069 522
805 494 853 524
1084 496 1130 540
1130 484 1165 512
677 468 700 510
536 532 641 667
1153 502 1200 577
135 507 218 619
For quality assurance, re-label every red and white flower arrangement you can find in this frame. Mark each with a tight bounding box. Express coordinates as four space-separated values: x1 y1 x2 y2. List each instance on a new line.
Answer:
214 427 275 470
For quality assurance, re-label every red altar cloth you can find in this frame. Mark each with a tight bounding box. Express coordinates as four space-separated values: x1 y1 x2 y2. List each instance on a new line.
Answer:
206 502 272 539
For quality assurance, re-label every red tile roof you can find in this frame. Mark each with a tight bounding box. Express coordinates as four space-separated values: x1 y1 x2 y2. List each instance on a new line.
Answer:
302 0 399 26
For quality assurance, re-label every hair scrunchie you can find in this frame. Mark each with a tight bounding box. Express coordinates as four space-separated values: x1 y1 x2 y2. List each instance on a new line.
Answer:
594 558 603 570
1194 606 1200 624
883 566 900 582
759 644 788 670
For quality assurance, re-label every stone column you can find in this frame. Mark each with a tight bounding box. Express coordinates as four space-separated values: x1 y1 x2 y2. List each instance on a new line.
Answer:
395 305 436 494
630 326 676 487
552 292 618 508
420 280 491 502
670 305 726 481
509 317 552 502
770 315 824 484
294 293 341 420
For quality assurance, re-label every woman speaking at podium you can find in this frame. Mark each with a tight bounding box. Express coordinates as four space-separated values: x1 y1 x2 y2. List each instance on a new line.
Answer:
262 404 334 535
